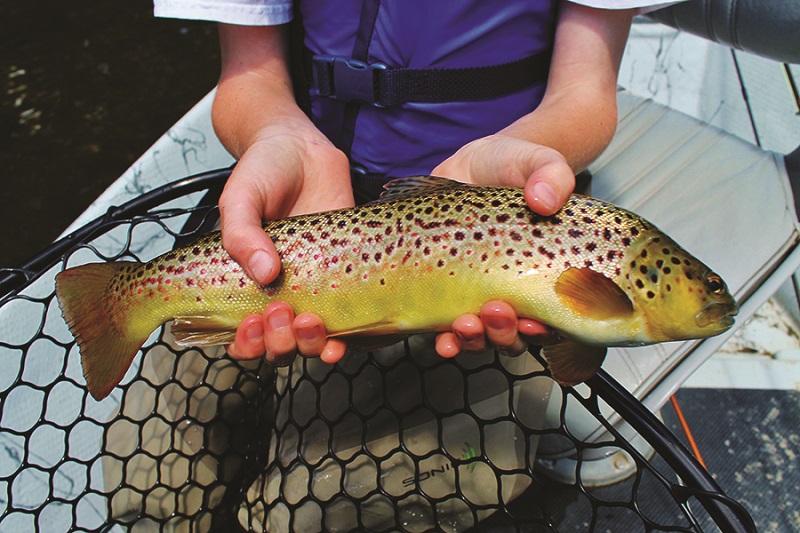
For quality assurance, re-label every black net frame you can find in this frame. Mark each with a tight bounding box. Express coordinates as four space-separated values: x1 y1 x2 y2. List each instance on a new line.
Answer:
0 170 756 532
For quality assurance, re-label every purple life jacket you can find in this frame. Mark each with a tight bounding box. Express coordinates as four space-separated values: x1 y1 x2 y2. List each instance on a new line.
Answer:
296 0 558 191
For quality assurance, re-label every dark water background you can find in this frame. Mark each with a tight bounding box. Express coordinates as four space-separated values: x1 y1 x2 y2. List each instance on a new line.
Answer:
1 0 221 267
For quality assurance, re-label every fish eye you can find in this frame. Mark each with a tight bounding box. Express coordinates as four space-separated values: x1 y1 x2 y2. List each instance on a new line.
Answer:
705 273 725 294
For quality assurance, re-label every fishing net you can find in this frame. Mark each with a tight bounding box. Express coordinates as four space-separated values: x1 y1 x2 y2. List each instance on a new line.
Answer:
0 172 756 532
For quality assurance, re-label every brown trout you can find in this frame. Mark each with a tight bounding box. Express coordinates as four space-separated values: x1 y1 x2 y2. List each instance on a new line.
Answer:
56 176 737 400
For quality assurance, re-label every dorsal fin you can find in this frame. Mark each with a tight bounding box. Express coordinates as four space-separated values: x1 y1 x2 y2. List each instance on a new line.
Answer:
554 267 634 320
378 175 466 201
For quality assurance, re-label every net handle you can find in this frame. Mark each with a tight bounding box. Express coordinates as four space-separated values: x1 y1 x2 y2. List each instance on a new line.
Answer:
589 369 757 533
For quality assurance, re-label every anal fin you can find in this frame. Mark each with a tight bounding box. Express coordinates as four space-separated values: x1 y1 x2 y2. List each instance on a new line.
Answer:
542 340 607 386
171 316 238 346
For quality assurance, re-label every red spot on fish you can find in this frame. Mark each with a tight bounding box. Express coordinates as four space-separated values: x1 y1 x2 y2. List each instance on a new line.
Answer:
291 285 299 291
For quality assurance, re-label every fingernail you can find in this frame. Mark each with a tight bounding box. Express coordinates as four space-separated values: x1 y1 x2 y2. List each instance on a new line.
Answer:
531 182 558 213
246 321 264 341
485 315 512 331
268 309 291 330
297 325 322 341
248 250 273 284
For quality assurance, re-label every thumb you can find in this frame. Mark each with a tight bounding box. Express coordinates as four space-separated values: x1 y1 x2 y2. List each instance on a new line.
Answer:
219 178 282 286
522 150 575 216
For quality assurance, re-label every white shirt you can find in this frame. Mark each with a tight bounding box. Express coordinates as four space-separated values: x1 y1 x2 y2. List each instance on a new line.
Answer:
153 0 679 26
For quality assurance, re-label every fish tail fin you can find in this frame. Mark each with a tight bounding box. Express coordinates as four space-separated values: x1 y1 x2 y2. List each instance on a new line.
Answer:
55 262 149 401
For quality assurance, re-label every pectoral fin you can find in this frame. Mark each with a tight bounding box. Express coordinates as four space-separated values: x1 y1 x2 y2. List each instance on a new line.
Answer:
554 267 633 320
542 340 607 386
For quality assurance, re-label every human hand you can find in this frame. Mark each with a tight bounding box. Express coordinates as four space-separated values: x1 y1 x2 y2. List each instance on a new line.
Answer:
428 134 574 356
220 122 354 363
432 133 575 215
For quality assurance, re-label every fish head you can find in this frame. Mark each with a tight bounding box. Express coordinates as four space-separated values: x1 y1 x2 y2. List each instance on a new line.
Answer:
622 234 738 342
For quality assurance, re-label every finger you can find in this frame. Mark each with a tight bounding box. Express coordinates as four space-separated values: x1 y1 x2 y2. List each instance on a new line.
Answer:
263 302 298 365
435 332 461 359
451 313 487 352
227 314 267 360
522 150 575 216
480 301 527 356
320 339 348 364
293 312 328 356
518 318 557 345
219 168 282 285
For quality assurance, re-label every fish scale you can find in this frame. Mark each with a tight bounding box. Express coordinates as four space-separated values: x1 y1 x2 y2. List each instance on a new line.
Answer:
55 176 737 400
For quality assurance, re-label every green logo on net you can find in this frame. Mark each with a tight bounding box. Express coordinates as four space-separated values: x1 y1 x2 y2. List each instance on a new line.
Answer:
401 442 479 488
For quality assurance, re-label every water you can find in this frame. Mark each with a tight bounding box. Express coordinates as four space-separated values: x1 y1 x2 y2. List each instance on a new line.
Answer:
1 0 220 268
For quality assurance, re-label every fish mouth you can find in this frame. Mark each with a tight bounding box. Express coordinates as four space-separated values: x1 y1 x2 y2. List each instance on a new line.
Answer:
695 301 739 330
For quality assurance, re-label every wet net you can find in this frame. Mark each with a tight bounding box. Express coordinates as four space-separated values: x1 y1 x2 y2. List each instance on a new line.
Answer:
0 172 756 532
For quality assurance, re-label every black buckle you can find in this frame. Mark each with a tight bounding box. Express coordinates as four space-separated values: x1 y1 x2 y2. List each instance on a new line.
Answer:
312 55 388 107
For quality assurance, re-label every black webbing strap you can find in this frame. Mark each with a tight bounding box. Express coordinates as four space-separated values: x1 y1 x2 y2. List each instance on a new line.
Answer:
309 49 552 107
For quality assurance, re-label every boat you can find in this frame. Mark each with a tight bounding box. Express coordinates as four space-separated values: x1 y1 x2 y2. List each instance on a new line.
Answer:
0 1 797 531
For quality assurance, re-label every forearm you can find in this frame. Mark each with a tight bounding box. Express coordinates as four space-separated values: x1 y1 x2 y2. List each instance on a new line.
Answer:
499 3 634 172
212 23 314 158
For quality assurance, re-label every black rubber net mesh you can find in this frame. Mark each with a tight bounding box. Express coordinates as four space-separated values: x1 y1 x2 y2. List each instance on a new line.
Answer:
0 177 752 532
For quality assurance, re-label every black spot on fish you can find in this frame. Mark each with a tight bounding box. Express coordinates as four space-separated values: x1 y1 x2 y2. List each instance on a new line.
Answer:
538 246 556 260
437 260 445 268
671 257 681 265
568 228 584 238
646 291 655 299
663 267 671 274
455 231 465 241
640 265 648 275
